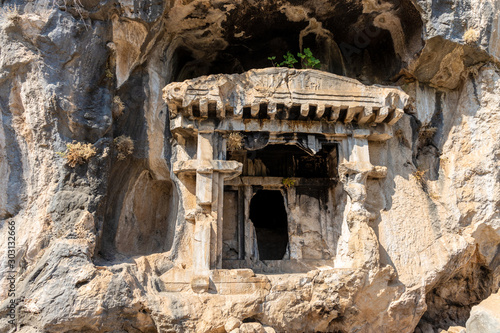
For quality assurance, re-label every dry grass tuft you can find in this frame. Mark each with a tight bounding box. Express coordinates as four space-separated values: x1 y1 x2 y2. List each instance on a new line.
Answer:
59 0 89 29
114 135 134 160
0 5 21 23
419 126 438 141
61 142 97 167
412 169 427 188
429 191 441 200
112 96 124 119
227 132 244 151
105 68 114 79
464 28 479 44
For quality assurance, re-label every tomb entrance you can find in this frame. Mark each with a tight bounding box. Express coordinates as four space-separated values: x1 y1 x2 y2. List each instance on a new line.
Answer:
162 67 409 291
249 190 288 261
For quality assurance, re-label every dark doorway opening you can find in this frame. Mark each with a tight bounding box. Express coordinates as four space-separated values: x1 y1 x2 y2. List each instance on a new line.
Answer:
249 190 288 260
243 144 337 178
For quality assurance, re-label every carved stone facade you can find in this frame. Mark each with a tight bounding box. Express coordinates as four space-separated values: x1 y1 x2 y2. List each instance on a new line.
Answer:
162 68 409 292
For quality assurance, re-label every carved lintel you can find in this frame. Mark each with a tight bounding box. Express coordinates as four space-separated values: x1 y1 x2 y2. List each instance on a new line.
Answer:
194 160 242 205
163 68 409 126
173 160 198 174
169 113 396 141
352 128 370 139
173 160 242 176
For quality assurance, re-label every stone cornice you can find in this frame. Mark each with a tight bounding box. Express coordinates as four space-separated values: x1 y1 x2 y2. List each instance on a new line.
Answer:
163 68 409 127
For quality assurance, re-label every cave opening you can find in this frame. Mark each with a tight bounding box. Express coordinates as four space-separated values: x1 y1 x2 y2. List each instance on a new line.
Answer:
249 190 289 260
171 9 310 82
168 0 423 84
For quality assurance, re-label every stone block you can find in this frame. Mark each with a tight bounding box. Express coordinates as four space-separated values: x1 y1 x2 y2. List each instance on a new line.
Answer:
466 292 500 333
239 322 266 333
190 275 210 293
225 317 242 332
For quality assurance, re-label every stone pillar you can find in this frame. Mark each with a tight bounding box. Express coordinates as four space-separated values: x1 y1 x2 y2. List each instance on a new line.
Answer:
193 212 212 273
173 131 242 292
243 185 257 261
193 131 214 281
195 132 242 267
196 132 215 206
338 130 386 270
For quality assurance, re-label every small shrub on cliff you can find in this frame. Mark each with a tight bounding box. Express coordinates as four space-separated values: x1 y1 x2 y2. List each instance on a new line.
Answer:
412 169 427 189
464 28 479 44
114 135 134 160
112 96 125 119
298 48 321 69
227 132 244 151
267 56 277 67
418 125 437 143
268 48 320 69
1 5 20 22
279 52 299 68
105 68 113 79
268 52 298 68
282 177 295 189
59 142 97 167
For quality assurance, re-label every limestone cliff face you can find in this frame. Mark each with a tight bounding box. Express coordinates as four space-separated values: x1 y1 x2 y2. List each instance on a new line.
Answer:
0 0 498 332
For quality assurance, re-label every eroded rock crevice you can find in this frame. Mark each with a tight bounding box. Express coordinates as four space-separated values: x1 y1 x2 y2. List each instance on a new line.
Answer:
416 250 496 332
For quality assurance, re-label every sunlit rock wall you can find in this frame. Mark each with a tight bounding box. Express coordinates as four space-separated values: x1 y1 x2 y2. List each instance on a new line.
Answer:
0 0 498 332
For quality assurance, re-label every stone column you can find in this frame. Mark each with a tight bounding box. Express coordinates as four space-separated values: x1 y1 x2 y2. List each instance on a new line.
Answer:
193 131 215 279
173 131 242 292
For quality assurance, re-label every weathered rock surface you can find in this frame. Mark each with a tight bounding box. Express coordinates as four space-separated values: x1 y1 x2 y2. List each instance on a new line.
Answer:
466 292 500 333
0 0 498 332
